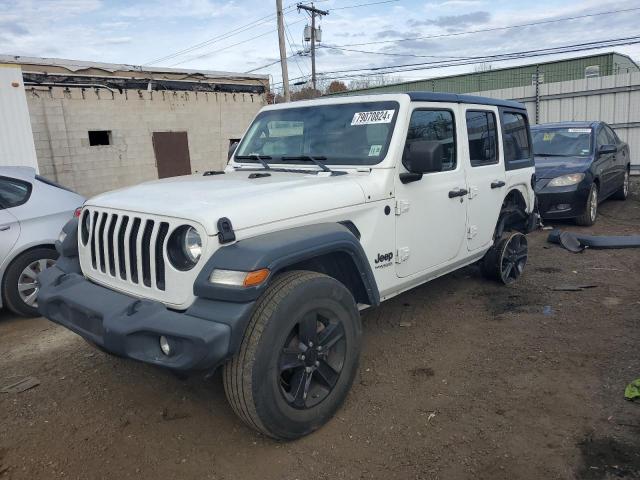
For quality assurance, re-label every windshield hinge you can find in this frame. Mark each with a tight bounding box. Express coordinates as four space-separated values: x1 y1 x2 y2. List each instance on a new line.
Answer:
395 199 410 216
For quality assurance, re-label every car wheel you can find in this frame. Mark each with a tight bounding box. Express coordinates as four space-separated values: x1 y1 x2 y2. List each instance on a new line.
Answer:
223 270 362 440
481 233 528 285
3 248 58 317
575 183 598 226
612 169 630 200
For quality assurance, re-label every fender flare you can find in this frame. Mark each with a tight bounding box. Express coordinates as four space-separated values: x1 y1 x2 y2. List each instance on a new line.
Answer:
194 222 380 305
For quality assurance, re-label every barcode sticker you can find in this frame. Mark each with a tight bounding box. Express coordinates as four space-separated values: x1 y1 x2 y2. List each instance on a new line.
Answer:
351 110 395 125
568 128 591 133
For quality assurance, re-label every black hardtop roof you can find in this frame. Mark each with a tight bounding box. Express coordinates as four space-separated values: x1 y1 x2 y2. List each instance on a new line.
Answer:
531 121 600 129
406 92 526 110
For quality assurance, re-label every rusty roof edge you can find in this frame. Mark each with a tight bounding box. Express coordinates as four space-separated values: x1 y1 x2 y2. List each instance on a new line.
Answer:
0 54 269 81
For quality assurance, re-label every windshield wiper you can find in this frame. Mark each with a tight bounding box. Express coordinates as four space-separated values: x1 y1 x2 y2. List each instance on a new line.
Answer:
235 154 272 169
280 155 332 173
536 153 572 157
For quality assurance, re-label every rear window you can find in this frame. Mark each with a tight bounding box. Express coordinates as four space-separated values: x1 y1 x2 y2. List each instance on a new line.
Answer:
502 112 531 162
0 177 32 209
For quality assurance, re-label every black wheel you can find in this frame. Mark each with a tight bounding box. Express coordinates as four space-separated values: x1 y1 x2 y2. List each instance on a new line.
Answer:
612 168 630 200
3 248 58 317
575 183 598 226
223 271 362 440
481 233 528 285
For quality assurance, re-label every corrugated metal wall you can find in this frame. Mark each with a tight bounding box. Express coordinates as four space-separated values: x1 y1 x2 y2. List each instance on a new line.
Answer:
334 53 639 96
0 64 38 170
466 72 640 172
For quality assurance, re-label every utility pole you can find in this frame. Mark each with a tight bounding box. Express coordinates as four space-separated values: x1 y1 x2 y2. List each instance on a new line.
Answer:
276 0 290 102
297 3 328 91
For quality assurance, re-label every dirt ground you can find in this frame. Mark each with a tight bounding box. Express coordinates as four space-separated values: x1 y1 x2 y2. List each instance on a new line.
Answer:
2 183 640 480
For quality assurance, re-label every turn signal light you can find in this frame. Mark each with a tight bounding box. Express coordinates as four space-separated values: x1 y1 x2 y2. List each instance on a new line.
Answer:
243 269 270 287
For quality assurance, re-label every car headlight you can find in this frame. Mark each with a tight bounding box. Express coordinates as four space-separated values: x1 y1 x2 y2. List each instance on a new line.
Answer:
548 173 585 187
167 225 202 271
183 227 202 263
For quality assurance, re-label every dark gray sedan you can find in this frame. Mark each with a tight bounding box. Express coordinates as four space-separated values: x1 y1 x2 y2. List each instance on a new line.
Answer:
532 121 630 226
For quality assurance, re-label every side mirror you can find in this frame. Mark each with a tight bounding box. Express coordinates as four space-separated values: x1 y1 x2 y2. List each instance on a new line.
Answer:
404 140 443 174
228 141 239 160
598 144 616 155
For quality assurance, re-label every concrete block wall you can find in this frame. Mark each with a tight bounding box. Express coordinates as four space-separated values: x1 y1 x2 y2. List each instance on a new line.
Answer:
26 87 266 197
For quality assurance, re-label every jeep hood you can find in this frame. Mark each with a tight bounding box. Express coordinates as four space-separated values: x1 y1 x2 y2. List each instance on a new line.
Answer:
86 170 367 235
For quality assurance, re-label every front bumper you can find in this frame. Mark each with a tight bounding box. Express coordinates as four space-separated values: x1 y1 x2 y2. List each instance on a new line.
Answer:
38 265 254 372
535 180 591 220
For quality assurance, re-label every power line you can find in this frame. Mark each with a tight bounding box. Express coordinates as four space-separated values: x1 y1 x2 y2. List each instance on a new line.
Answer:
272 35 640 85
144 5 302 66
320 44 474 60
326 6 640 49
285 16 307 77
167 18 306 67
329 0 400 11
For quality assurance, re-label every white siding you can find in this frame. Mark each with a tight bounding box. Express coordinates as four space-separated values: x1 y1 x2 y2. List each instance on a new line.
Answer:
0 65 38 170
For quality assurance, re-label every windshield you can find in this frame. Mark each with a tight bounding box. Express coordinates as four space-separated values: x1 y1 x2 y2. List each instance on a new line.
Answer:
532 127 592 157
234 101 399 166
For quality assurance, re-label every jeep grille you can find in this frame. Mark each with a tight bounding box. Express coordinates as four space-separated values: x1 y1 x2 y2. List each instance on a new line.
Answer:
84 209 169 290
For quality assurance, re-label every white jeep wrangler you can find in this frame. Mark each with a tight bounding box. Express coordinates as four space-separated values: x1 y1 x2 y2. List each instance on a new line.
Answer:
39 92 538 440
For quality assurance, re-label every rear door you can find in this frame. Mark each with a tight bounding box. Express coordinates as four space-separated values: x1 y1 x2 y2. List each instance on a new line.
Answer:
462 106 505 252
595 126 616 196
0 177 27 264
394 104 467 278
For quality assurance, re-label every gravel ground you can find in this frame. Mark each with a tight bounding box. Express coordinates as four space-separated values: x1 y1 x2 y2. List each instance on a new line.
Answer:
1 181 639 480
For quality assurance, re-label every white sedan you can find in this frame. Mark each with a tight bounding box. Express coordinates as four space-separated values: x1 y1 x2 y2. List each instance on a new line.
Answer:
0 167 84 316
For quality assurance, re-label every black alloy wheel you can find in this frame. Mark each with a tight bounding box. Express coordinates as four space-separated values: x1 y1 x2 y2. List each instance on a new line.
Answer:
498 233 528 284
278 310 347 409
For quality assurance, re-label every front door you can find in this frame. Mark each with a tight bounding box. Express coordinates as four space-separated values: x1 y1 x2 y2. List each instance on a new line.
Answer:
462 107 506 252
152 131 192 179
395 105 467 278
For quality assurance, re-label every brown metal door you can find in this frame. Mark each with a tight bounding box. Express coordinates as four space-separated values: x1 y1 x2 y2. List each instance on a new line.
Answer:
152 132 192 179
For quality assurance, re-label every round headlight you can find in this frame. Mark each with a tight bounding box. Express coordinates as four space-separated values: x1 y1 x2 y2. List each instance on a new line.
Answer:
167 225 202 271
182 226 202 263
81 209 90 245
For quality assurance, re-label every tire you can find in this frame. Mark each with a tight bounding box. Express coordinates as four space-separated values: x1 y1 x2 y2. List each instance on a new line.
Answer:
481 233 528 285
612 168 630 200
2 248 58 317
223 270 362 440
575 183 598 226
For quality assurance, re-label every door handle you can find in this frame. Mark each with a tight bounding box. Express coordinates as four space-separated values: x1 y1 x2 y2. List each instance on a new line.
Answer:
491 180 506 189
0 225 10 231
448 188 468 198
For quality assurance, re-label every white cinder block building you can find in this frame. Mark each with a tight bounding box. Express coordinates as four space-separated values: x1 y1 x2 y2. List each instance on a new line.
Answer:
0 55 269 197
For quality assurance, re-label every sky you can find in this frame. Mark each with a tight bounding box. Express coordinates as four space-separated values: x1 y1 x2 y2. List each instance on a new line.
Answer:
1 0 639 91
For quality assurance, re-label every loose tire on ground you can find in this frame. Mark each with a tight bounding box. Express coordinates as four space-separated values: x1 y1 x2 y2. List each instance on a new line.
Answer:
223 270 362 440
575 183 598 226
3 247 58 317
481 232 528 285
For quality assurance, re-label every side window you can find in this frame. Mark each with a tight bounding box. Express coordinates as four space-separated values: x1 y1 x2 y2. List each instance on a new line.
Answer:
502 112 531 163
596 127 609 148
0 177 31 209
405 109 456 171
604 125 618 145
465 110 498 167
